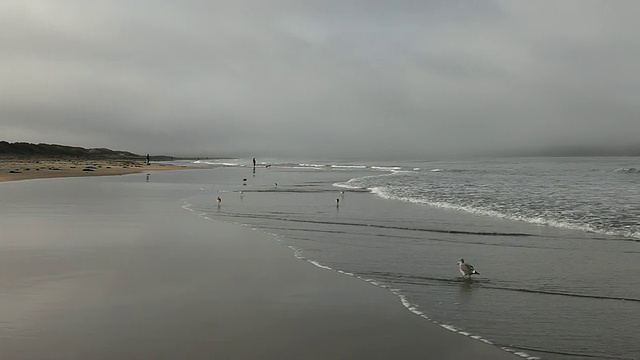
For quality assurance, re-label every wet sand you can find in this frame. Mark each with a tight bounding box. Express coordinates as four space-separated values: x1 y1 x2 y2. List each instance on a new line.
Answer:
0 158 193 182
0 172 519 359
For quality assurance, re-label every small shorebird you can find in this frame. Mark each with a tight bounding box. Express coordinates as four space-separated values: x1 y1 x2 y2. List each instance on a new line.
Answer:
216 197 222 204
457 259 479 279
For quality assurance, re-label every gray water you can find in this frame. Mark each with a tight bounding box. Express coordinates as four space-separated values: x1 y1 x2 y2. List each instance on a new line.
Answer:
187 157 640 360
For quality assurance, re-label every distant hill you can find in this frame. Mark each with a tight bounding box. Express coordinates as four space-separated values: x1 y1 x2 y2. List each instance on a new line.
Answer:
497 145 640 158
0 141 143 159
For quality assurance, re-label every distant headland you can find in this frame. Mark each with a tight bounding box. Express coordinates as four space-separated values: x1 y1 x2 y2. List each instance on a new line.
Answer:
0 141 175 161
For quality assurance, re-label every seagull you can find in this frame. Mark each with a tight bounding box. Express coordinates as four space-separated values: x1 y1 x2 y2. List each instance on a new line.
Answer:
457 259 479 279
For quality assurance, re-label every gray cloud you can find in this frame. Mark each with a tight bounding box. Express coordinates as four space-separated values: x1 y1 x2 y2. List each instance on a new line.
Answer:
2 0 639 159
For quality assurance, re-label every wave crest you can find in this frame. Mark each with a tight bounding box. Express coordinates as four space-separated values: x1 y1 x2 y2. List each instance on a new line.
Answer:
613 168 640 173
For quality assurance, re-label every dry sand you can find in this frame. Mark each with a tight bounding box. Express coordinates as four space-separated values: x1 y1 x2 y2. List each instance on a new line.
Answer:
0 158 193 182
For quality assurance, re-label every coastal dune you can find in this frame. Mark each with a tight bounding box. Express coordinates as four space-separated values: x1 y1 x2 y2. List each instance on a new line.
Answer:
0 170 518 359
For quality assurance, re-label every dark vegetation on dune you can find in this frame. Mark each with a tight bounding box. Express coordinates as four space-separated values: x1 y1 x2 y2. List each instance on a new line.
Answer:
0 141 179 161
0 141 143 159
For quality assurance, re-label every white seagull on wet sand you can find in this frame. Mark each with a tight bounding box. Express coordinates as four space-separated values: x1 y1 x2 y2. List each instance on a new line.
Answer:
457 259 479 279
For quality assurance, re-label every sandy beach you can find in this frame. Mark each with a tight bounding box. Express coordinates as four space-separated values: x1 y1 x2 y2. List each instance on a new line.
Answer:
0 158 193 182
0 168 519 359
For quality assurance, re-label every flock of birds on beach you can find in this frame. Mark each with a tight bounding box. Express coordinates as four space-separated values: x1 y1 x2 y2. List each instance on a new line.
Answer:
216 170 346 209
212 160 482 279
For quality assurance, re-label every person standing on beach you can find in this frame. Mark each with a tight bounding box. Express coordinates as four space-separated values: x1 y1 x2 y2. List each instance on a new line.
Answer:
146 154 150 165
252 158 256 168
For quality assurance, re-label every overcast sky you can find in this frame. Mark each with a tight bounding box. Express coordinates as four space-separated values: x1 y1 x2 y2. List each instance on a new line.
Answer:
2 1 639 159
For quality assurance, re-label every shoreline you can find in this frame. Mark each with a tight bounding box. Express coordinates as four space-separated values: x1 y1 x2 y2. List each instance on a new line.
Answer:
0 158 196 182
0 173 519 359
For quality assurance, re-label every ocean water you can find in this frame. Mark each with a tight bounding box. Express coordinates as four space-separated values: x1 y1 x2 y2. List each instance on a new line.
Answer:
186 157 640 360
